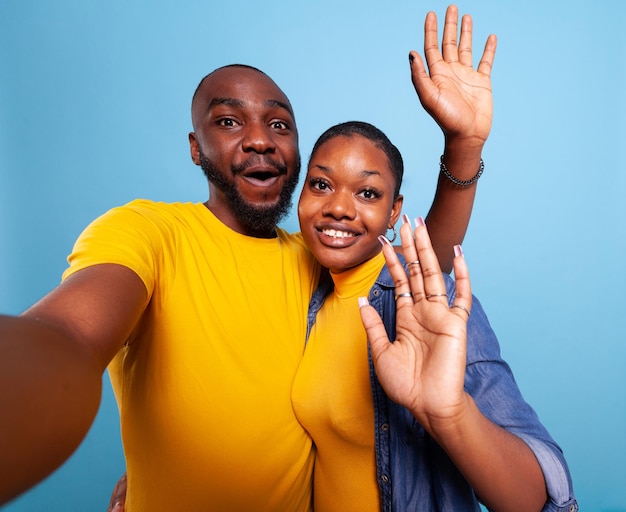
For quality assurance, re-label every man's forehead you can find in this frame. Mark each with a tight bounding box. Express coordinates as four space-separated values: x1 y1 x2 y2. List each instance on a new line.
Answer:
201 68 291 110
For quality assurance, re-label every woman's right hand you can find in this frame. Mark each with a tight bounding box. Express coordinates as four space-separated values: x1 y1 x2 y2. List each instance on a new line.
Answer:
359 216 473 434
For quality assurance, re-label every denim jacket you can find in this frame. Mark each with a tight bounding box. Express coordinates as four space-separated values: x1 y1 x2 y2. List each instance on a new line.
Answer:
307 262 578 512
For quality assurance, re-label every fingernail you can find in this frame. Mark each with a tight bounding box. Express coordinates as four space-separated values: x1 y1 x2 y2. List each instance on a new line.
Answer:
454 245 464 258
378 235 392 246
402 214 411 226
358 297 369 308
409 53 414 64
414 216 425 227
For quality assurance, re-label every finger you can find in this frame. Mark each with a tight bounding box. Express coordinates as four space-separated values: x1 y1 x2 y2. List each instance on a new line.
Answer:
477 33 497 76
450 245 473 319
359 297 393 359
398 216 426 300
423 11 443 71
408 51 443 120
378 234 414 309
413 218 448 303
109 502 124 512
108 473 127 512
441 4 459 63
409 51 434 101
458 13 473 68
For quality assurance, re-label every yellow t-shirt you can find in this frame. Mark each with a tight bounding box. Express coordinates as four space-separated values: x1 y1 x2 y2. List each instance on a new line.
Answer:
63 199 320 512
291 252 385 512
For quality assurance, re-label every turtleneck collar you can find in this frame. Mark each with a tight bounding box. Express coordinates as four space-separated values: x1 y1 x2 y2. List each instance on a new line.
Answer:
330 251 386 299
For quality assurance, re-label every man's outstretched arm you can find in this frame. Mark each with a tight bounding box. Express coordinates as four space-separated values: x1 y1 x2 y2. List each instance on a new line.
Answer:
0 264 147 505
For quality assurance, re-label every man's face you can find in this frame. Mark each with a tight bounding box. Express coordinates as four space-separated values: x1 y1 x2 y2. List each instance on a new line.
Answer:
190 67 301 236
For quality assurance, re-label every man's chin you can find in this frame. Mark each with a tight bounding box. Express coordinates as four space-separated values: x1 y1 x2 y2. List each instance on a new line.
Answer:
231 200 289 233
236 182 297 226
246 197 283 212
236 181 285 206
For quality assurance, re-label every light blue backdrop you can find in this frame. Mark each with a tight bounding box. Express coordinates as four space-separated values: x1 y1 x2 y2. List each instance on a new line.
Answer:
1 0 624 510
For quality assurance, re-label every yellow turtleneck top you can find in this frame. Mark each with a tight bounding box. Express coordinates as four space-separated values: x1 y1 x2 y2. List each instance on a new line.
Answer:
292 251 385 512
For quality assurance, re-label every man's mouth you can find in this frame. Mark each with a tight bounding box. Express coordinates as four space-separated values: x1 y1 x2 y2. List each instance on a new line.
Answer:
240 171 280 188
237 160 285 188
236 156 286 178
246 170 279 180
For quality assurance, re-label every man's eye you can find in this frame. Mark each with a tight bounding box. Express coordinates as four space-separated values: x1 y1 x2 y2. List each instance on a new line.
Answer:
271 121 289 130
218 118 236 127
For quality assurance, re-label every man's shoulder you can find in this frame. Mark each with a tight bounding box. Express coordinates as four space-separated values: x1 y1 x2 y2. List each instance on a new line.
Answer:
277 230 318 262
275 229 309 253
100 199 204 227
116 199 199 215
276 230 321 284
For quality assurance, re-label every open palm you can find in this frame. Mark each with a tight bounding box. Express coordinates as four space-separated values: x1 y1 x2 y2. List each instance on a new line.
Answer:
410 5 497 144
360 220 472 432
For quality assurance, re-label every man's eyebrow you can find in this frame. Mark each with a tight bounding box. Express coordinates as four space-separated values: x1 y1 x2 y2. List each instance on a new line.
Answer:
206 97 294 118
265 99 294 118
208 97 244 109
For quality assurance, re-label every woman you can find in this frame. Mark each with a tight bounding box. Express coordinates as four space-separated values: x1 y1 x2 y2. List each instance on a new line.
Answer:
292 121 578 511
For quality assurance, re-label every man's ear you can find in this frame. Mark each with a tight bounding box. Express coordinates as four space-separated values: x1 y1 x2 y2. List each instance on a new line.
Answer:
189 132 200 165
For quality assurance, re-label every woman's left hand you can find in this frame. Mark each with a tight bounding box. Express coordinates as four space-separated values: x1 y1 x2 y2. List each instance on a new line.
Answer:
359 216 472 432
409 4 497 146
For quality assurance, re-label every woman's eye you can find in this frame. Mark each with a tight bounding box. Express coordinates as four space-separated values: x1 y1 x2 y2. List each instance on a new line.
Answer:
309 178 329 191
359 188 380 200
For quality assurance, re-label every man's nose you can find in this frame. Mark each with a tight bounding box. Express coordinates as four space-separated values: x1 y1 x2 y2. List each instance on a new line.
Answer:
242 122 276 154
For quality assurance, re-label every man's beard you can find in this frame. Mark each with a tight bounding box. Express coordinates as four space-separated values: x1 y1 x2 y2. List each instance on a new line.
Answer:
199 149 300 236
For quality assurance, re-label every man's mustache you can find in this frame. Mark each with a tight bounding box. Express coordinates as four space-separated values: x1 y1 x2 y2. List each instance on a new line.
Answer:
232 156 287 176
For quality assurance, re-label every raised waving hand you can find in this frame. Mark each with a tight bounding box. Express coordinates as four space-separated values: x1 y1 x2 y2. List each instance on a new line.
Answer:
411 5 498 272
410 4 497 146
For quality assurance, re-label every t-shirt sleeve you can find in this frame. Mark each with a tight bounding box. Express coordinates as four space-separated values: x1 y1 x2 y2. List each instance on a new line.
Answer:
62 201 172 297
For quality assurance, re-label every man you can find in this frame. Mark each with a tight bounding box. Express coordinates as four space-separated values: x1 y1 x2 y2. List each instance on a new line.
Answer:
0 6 495 509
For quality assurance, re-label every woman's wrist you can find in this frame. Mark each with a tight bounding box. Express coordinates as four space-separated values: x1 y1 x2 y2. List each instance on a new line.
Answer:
441 136 485 181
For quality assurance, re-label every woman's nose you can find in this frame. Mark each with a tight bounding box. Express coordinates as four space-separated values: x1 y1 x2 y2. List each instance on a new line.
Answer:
322 190 356 219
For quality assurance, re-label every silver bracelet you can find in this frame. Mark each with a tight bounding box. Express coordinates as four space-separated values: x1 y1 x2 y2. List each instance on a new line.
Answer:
439 155 484 187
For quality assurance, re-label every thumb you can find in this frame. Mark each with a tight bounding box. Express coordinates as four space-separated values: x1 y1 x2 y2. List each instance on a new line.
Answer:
358 297 391 358
408 51 429 92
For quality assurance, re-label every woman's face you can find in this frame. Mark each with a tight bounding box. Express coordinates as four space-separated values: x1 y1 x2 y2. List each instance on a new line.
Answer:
298 134 403 273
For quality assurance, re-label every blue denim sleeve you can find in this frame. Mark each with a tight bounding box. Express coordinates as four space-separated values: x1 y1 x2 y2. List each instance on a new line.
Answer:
446 278 578 512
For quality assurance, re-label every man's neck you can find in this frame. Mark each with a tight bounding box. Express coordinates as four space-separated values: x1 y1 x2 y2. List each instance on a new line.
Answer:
203 201 277 239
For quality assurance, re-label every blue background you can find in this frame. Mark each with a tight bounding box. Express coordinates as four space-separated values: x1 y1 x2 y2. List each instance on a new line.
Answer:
1 0 625 510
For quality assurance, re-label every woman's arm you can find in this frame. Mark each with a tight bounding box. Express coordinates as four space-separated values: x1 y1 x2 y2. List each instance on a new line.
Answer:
413 5 497 272
361 219 547 512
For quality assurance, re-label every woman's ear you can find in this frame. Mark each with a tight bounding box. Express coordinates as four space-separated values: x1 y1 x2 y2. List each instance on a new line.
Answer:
389 195 404 227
